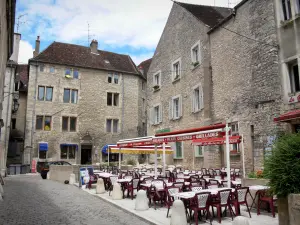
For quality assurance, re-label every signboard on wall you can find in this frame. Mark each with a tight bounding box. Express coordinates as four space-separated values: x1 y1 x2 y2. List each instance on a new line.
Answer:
264 135 276 158
288 94 300 104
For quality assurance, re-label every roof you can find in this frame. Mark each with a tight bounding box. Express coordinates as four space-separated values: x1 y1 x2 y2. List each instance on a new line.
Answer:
30 42 140 75
274 110 300 122
137 58 152 78
17 64 29 92
175 1 232 27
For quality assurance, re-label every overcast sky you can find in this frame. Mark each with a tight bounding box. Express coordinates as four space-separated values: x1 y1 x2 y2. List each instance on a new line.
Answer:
16 0 241 65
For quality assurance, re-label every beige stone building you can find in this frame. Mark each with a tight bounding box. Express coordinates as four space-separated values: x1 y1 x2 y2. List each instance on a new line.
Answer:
147 0 285 173
24 38 145 167
0 0 16 175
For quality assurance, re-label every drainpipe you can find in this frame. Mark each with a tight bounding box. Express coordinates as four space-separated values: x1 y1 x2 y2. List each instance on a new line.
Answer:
121 74 125 164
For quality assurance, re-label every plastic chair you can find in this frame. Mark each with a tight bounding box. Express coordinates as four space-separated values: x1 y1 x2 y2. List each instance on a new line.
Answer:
257 189 276 218
231 187 251 218
211 189 234 223
189 192 212 225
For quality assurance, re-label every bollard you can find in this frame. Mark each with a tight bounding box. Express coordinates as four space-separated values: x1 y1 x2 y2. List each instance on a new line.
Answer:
111 183 123 200
170 200 187 225
232 216 250 225
135 190 149 211
47 171 50 180
96 178 105 194
0 184 3 196
69 173 75 185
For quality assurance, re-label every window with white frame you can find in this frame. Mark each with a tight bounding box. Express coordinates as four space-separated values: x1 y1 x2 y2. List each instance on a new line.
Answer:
153 71 161 89
174 142 183 158
194 145 204 157
230 122 239 134
170 95 182 120
191 41 200 65
288 61 300 93
297 0 300 14
108 72 119 84
172 58 181 81
151 104 162 125
282 0 292 20
106 119 119 133
65 68 79 79
192 84 203 112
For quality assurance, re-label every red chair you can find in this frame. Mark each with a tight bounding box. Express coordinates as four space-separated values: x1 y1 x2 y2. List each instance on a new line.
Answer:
148 179 167 209
126 178 140 200
189 192 212 225
211 189 234 223
189 181 201 191
231 187 251 217
173 182 184 191
166 187 180 217
257 189 276 218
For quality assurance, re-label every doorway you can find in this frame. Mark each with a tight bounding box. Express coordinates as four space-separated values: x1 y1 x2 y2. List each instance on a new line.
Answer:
81 145 92 164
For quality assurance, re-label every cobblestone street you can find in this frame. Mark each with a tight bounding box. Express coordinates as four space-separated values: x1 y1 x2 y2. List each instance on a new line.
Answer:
0 175 150 225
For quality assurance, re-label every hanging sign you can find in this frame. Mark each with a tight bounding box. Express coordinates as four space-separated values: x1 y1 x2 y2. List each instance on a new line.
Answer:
193 136 241 146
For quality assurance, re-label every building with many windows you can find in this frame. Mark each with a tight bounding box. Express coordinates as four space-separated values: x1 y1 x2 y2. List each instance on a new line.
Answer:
24 38 145 165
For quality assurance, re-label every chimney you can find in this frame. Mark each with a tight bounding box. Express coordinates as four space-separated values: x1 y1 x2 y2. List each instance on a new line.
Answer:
138 66 144 75
90 39 98 54
9 33 21 62
33 36 40 57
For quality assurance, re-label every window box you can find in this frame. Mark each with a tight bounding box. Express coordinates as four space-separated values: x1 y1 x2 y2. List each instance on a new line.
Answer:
280 19 294 28
191 61 199 67
173 75 180 82
153 85 160 89
230 150 240 155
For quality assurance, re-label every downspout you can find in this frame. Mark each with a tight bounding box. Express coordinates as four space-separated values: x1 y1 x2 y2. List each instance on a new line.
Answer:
30 63 39 166
121 74 125 164
3 63 14 172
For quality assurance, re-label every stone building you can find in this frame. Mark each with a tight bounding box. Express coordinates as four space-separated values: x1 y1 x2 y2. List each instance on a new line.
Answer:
0 0 16 175
24 38 145 166
147 2 232 168
147 0 285 172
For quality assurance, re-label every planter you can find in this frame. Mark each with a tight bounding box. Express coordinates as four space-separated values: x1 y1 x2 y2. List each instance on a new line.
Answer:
288 194 300 225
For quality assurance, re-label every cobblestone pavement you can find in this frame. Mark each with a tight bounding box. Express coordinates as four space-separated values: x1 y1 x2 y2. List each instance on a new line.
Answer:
0 175 150 225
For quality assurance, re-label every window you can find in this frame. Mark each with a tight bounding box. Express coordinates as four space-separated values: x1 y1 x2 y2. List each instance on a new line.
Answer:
192 85 203 112
63 89 78 103
297 0 300 13
107 93 119 106
170 95 182 120
231 143 240 152
231 122 239 134
108 73 112 83
114 73 119 84
175 142 183 158
50 67 55 73
142 98 145 112
38 86 53 101
14 82 19 91
36 116 52 131
282 0 292 20
191 41 200 64
195 145 203 157
172 58 181 81
39 151 47 159
153 70 161 90
62 117 77 132
151 104 162 125
40 65 44 72
106 119 119 133
65 68 79 79
11 118 16 129
289 62 300 93
60 145 76 159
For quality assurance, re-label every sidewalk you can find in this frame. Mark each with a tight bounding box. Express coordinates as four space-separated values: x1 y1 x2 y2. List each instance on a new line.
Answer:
75 183 279 225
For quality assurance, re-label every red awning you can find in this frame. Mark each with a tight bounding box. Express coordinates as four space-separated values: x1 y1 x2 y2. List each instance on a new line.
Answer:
192 136 241 146
274 109 300 122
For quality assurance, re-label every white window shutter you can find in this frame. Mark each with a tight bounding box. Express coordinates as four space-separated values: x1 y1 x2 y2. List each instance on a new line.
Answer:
179 95 183 117
200 85 204 109
159 105 163 123
191 92 194 113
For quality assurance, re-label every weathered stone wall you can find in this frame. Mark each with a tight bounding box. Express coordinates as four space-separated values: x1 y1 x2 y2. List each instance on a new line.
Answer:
11 92 27 134
24 62 143 165
210 0 282 172
146 3 213 169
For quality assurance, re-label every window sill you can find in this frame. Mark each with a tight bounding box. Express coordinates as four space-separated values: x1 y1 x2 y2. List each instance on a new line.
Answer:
153 87 161 92
172 77 181 84
280 18 294 28
191 63 200 71
230 152 240 156
192 108 203 114
195 155 204 158
152 122 161 126
174 157 183 160
171 116 182 121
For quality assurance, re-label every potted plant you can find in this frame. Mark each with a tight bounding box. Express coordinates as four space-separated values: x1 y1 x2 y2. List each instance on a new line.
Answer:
191 61 199 67
264 133 300 225
153 85 160 90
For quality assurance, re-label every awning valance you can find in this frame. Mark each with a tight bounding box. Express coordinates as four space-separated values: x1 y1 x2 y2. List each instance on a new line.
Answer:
60 143 78 150
39 142 48 151
109 146 173 154
192 136 241 146
274 109 300 122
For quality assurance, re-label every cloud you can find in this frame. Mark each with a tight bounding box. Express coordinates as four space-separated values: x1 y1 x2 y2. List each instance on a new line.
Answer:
18 40 34 64
131 52 154 65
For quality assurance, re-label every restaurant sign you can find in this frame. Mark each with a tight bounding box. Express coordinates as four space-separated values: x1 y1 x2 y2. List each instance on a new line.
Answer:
288 94 300 104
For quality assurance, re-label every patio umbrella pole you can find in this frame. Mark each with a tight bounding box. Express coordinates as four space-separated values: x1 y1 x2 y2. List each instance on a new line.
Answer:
118 147 121 170
154 144 157 179
241 134 246 178
162 142 166 177
225 122 231 188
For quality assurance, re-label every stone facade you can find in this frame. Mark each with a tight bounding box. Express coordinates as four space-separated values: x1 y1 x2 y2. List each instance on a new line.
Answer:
24 45 145 166
147 0 285 172
147 3 216 169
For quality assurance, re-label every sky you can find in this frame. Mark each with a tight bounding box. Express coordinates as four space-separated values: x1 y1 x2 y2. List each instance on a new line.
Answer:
16 0 241 65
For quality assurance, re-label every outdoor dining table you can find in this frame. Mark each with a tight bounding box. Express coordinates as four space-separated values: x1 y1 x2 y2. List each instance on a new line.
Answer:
140 182 173 191
117 179 132 198
248 185 270 210
95 172 114 190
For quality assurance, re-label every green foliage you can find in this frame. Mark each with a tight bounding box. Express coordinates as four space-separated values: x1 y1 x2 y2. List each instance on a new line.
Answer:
247 170 264 179
248 171 257 178
264 133 300 197
126 158 137 166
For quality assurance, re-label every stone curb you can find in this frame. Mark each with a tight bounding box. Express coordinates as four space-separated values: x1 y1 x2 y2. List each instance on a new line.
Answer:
74 184 158 225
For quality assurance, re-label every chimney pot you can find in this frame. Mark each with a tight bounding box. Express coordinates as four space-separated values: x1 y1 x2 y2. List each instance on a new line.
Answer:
90 39 98 54
33 36 40 57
